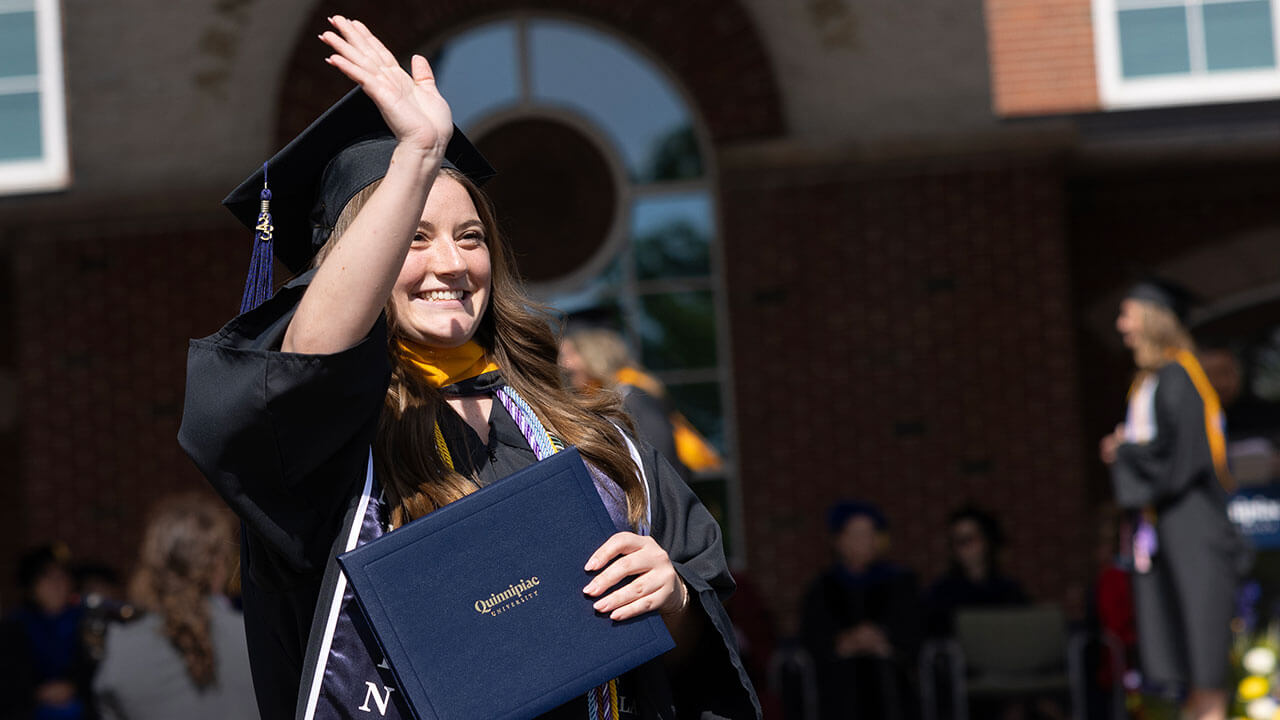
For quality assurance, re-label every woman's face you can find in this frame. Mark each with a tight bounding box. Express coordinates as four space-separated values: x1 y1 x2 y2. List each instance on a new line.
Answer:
835 515 880 572
558 339 592 390
1116 298 1144 349
391 175 492 348
949 518 988 574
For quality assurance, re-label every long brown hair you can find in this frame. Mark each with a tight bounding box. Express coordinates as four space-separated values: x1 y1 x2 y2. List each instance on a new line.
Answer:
128 494 236 689
323 168 645 529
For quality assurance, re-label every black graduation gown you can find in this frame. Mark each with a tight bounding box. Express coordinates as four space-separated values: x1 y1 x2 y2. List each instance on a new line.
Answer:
177 271 760 720
1110 361 1244 691
619 386 690 483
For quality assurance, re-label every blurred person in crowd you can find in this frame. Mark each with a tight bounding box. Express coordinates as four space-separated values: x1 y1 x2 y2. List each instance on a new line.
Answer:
93 494 259 720
0 543 94 720
1198 347 1243 409
924 506 1040 720
559 327 723 479
1199 344 1279 449
71 563 133 667
800 500 920 719
923 504 1027 638
1089 502 1139 720
1099 280 1245 720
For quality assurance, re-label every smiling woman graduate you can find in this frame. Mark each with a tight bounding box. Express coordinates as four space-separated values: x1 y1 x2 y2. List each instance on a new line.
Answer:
178 17 758 720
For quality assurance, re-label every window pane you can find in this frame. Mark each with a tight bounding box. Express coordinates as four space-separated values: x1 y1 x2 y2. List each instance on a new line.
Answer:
0 11 38 77
433 22 520 131
0 91 41 161
1118 7 1192 77
632 192 713 281
666 381 725 454
529 20 701 183
637 291 717 370
1204 1 1276 71
544 255 624 315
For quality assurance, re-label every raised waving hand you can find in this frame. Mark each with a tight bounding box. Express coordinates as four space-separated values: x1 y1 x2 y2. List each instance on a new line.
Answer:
282 17 454 355
320 15 452 152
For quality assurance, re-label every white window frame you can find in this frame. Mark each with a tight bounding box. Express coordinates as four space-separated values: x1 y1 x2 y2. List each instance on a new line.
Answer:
0 0 69 195
1093 0 1280 108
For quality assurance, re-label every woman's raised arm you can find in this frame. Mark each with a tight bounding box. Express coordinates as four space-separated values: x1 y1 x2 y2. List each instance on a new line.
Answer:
282 16 453 354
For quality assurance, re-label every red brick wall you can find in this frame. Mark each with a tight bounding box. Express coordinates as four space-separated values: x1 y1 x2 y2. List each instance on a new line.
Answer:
6 215 245 605
984 0 1101 115
721 158 1091 632
0 241 20 606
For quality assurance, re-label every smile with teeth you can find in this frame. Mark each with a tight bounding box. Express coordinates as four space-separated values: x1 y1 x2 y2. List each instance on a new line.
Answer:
420 290 465 302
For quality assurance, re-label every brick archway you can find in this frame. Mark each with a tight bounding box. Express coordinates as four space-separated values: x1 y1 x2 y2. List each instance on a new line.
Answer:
276 0 785 147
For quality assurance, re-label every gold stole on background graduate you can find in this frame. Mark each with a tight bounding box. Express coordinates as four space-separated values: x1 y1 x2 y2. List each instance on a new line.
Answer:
1173 349 1234 493
614 366 723 472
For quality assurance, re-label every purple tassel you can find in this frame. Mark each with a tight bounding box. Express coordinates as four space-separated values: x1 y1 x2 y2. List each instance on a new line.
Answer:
240 162 275 314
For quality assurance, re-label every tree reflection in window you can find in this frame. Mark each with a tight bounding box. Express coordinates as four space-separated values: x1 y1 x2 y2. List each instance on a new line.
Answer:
633 193 712 281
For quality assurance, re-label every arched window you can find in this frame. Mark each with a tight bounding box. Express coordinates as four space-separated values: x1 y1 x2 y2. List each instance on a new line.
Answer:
430 16 739 551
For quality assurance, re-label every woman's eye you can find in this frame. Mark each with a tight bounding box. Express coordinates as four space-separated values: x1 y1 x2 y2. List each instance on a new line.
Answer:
411 233 428 245
460 231 485 246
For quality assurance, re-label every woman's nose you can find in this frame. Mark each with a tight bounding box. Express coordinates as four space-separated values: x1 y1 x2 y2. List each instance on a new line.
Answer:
427 238 467 275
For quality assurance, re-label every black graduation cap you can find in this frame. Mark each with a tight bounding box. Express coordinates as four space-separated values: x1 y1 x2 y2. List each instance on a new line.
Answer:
223 87 495 311
1125 276 1196 324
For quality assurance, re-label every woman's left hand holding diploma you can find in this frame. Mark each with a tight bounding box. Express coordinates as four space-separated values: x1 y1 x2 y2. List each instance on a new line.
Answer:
583 532 690 621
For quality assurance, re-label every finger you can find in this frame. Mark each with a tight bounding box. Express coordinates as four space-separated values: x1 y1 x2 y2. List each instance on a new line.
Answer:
323 53 375 88
583 544 666 597
351 19 399 67
411 54 436 85
333 17 394 75
601 581 671 621
319 29 372 70
592 572 654 612
584 532 646 572
583 552 652 597
339 17 395 73
329 15 377 59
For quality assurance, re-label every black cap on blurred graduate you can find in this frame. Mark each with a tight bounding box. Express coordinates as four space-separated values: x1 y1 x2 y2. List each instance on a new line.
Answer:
223 87 495 313
1125 276 1196 325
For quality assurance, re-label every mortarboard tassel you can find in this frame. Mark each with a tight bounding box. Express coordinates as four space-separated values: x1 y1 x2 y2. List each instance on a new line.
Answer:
239 162 275 314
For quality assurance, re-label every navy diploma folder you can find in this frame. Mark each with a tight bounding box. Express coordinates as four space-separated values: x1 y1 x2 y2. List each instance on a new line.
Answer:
337 447 676 720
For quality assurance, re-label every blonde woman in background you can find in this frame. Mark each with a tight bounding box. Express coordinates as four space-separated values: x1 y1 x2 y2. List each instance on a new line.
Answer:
93 494 259 720
559 327 723 481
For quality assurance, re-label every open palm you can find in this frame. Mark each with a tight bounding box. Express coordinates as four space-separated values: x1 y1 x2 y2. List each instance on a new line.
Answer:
320 16 452 153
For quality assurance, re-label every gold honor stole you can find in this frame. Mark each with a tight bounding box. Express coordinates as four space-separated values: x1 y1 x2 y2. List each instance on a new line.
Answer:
1173 350 1234 493
395 339 501 390
613 366 723 472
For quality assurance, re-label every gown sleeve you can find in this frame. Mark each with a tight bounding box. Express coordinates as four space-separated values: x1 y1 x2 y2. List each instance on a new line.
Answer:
178 272 392 577
640 441 762 719
1111 363 1215 508
622 388 689 481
